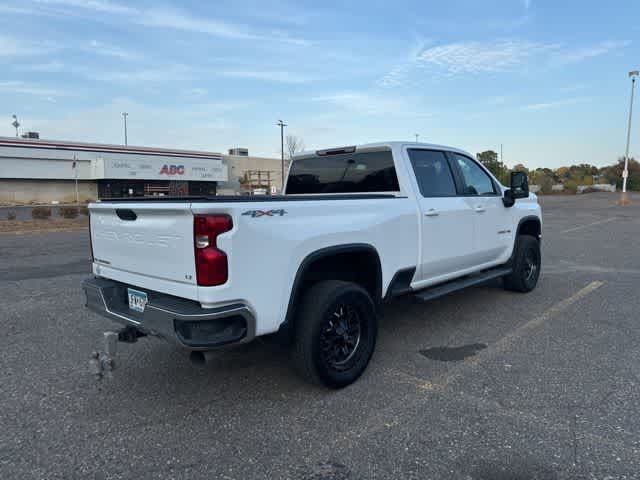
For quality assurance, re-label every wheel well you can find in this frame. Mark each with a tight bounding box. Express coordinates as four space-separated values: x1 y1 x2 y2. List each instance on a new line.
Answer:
283 246 382 333
518 217 541 239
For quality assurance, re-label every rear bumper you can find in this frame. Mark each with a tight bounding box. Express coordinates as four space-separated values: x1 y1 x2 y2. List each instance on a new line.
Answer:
82 276 255 349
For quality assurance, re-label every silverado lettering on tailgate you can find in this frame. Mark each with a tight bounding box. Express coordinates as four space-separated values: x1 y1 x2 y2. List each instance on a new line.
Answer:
95 230 181 248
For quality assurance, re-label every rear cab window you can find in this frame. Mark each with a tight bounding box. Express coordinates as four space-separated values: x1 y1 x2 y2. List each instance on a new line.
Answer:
286 149 400 194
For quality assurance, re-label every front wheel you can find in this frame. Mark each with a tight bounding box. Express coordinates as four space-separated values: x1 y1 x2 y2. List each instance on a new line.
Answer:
503 235 541 292
291 280 377 388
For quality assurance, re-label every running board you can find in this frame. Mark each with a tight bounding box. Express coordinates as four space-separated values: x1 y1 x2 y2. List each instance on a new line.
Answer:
412 267 512 303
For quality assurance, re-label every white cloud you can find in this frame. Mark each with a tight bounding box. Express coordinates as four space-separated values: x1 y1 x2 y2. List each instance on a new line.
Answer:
220 70 311 84
86 65 193 84
0 35 57 56
0 4 43 15
139 8 306 45
310 91 431 117
417 40 553 75
29 1 307 45
377 38 431 88
556 40 630 64
86 40 140 60
523 97 590 110
16 60 66 72
0 81 67 100
34 0 135 15
487 96 509 106
140 8 259 41
379 38 629 85
378 40 552 86
378 64 412 88
181 88 208 100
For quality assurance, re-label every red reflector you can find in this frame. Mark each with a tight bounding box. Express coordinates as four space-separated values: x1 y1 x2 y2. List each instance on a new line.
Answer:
194 214 233 286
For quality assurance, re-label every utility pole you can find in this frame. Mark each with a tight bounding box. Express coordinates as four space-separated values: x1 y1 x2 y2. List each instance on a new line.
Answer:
622 71 638 197
277 119 287 191
500 144 503 165
415 133 419 143
73 154 79 203
122 112 128 146
11 115 20 138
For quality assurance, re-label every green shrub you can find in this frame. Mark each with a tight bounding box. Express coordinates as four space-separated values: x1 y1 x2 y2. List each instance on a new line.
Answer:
32 206 52 220
60 206 79 219
564 180 578 194
7 211 16 220
537 175 553 194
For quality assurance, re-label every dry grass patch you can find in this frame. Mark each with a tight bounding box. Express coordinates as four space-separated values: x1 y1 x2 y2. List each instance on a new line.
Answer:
0 217 88 234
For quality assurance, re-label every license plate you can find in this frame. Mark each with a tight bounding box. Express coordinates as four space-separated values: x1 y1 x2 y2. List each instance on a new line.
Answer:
127 288 148 313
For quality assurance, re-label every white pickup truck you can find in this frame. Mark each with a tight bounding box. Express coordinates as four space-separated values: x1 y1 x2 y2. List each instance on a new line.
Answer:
83 142 541 388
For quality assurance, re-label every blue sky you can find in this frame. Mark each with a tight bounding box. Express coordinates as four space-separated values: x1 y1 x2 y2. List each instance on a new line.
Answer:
0 0 638 168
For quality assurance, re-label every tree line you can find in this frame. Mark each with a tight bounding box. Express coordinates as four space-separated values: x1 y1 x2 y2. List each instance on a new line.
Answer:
476 150 640 193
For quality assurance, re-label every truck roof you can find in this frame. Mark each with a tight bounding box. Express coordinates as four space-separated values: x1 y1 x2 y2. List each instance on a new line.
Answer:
293 141 474 160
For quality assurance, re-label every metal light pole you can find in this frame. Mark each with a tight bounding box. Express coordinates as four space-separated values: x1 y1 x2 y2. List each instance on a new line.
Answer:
277 119 287 191
622 71 639 195
11 114 20 138
73 153 79 204
122 112 128 146
415 133 419 142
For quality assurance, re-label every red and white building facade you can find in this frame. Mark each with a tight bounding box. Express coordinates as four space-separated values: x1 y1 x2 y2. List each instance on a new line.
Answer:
0 137 228 203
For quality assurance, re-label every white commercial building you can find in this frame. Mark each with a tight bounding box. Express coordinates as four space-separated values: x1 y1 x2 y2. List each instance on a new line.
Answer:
0 137 285 203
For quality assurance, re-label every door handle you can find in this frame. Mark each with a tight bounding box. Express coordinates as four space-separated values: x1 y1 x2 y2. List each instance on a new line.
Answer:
425 209 440 217
474 206 486 213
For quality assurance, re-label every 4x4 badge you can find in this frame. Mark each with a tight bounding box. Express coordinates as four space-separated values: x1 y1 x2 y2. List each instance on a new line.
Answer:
242 209 287 218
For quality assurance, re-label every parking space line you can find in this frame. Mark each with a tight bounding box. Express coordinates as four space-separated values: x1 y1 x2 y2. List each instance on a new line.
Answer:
384 281 605 394
561 217 617 234
543 262 640 276
465 280 604 365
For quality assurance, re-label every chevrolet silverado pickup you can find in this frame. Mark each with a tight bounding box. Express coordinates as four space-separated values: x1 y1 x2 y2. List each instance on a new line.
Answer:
82 142 542 388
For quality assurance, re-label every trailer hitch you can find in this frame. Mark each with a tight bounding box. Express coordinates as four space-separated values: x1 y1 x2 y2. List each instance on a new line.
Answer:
89 326 146 380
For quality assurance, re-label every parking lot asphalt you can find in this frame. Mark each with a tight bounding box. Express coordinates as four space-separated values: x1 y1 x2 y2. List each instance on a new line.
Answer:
1 193 640 480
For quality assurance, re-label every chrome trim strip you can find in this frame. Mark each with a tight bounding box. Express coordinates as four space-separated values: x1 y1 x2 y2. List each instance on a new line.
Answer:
145 303 253 321
91 283 142 326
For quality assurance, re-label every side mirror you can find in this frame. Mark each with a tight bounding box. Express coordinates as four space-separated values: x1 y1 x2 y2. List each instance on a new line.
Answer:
503 171 529 207
510 171 529 198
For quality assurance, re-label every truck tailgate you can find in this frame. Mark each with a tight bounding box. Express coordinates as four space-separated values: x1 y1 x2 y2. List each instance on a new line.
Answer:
90 202 196 286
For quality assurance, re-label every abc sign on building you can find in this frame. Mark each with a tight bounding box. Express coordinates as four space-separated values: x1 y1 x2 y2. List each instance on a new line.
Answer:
159 164 185 176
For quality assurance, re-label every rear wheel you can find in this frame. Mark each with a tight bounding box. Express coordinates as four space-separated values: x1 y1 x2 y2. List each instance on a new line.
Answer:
291 280 377 388
503 235 541 292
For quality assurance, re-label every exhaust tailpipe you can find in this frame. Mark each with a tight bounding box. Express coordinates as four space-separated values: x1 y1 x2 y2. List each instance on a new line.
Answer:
189 350 217 366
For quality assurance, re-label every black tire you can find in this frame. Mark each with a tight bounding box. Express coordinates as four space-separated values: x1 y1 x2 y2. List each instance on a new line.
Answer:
291 280 377 388
503 235 541 292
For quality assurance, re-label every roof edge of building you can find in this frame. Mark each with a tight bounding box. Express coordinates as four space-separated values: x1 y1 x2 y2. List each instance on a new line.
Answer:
0 136 223 159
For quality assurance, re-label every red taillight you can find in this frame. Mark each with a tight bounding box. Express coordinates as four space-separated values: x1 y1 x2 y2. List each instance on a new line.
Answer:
194 214 233 286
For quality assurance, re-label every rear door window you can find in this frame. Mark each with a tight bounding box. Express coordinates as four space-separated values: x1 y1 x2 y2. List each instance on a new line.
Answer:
286 150 400 194
407 149 457 197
